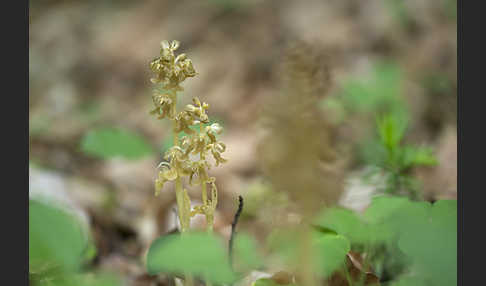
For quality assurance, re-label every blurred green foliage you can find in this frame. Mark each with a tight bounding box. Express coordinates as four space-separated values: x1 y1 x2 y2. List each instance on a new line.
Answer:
240 179 289 220
422 72 454 96
444 0 457 20
315 196 457 286
385 0 411 27
389 275 428 286
314 208 368 246
323 62 408 124
322 61 437 198
233 232 264 272
363 114 437 198
146 232 237 284
207 0 247 12
30 200 88 273
29 114 53 137
81 127 153 160
313 233 351 278
31 272 121 286
29 199 120 286
267 229 351 280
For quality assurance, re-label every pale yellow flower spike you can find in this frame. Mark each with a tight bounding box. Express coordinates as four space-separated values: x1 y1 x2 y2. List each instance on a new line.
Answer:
149 41 227 239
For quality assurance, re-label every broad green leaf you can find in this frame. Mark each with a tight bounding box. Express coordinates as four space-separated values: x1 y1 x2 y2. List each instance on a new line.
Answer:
233 233 264 272
397 200 457 286
430 200 457 228
314 208 369 245
388 200 431 233
267 230 349 278
29 200 88 272
367 197 456 285
146 232 236 284
364 195 411 243
81 127 153 160
313 234 351 278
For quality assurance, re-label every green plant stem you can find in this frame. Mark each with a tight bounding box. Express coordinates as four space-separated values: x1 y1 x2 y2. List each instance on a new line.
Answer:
202 182 208 206
171 91 188 233
175 179 187 232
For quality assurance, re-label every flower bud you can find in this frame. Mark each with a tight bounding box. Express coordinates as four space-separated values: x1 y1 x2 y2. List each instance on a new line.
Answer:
207 123 223 135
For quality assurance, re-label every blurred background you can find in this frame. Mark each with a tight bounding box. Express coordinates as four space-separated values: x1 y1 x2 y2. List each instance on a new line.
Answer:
29 0 456 285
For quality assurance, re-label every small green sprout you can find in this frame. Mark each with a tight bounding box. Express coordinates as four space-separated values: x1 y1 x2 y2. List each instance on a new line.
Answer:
368 113 437 199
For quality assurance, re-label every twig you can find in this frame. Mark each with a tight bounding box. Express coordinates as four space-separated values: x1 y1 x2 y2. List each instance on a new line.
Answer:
228 195 244 268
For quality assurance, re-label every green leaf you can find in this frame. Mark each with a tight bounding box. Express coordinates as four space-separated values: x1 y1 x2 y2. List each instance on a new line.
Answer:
363 195 411 244
146 232 236 284
313 234 351 278
397 200 457 286
376 113 407 153
402 145 437 168
233 233 264 272
314 208 369 245
29 200 88 272
81 127 153 160
365 197 457 286
267 230 349 279
364 196 411 224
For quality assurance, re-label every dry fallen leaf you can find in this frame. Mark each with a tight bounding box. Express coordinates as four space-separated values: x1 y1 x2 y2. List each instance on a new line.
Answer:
326 251 380 286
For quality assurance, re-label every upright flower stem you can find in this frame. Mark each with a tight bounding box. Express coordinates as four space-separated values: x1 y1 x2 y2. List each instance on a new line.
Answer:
150 41 226 286
171 91 188 234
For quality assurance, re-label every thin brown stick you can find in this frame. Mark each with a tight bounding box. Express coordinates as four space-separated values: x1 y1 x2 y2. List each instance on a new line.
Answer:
228 195 244 268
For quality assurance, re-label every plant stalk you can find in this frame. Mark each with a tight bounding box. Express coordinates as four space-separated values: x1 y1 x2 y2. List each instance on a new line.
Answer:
171 91 188 233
